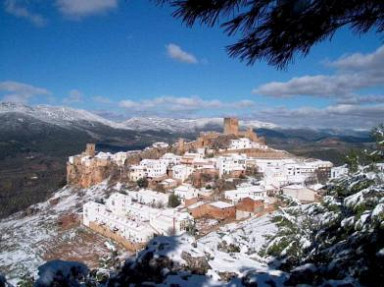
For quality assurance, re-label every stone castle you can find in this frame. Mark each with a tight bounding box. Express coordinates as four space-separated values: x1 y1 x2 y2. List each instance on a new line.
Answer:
67 117 282 188
176 117 265 153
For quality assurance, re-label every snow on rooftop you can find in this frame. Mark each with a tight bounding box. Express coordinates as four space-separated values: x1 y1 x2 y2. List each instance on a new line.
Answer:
283 184 306 190
209 201 233 209
309 183 324 191
188 201 207 209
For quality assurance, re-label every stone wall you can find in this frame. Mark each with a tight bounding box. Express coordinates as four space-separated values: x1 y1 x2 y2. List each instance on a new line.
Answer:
222 148 291 158
66 159 118 188
189 203 236 220
88 221 145 251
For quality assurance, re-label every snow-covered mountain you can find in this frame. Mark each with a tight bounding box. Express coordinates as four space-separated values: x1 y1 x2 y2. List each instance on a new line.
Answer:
121 116 278 133
0 102 278 133
0 102 125 129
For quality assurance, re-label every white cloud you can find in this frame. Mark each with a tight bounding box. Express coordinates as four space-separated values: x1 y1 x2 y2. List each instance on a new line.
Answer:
119 99 139 109
166 43 198 64
329 45 384 72
0 81 51 104
253 45 384 98
337 95 384 105
4 0 46 27
93 96 112 104
255 104 384 130
57 0 118 18
119 96 255 115
63 89 83 104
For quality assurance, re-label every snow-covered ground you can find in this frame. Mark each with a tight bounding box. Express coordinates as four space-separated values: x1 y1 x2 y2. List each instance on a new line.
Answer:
0 182 114 284
124 214 285 286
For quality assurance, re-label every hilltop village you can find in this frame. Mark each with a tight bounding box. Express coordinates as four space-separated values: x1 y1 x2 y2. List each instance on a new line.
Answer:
67 118 336 250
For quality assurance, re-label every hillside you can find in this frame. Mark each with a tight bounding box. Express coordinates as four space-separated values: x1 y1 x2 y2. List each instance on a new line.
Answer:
0 180 281 286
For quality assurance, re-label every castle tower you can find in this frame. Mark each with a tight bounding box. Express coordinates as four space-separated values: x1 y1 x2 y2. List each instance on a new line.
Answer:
85 143 96 157
177 138 185 154
224 117 239 136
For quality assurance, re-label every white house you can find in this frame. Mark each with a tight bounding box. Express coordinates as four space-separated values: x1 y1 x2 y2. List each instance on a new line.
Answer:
105 193 132 216
83 201 155 244
83 193 194 244
229 138 267 150
172 164 194 182
263 166 289 189
331 165 349 179
225 185 266 204
161 153 182 166
254 158 296 173
282 185 317 202
284 163 316 183
140 159 167 178
128 189 169 207
129 165 146 181
174 184 199 203
216 154 247 177
181 153 203 165
150 209 193 235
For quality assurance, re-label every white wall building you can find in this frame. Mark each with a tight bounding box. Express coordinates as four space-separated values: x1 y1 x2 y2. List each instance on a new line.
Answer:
129 165 146 181
83 193 194 244
95 151 128 166
255 158 296 173
83 201 155 244
229 138 267 150
105 193 132 216
263 166 288 189
216 154 247 177
172 164 194 182
128 189 169 207
331 165 349 179
140 159 167 178
181 153 203 165
282 185 317 202
161 153 182 166
225 185 266 204
174 184 199 203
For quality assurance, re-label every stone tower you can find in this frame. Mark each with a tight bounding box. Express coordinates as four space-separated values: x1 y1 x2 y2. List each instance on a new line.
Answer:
177 138 185 154
224 117 239 136
85 143 96 157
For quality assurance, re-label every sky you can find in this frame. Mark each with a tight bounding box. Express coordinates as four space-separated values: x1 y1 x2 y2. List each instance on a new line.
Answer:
0 0 383 130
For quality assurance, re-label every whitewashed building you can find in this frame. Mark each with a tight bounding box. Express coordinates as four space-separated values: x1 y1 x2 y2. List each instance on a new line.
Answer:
229 138 267 150
129 165 146 181
83 201 155 244
217 154 247 177
331 165 349 179
140 159 167 178
161 153 182 166
172 164 194 182
282 185 317 202
83 193 194 244
174 184 199 203
225 185 266 204
128 189 169 207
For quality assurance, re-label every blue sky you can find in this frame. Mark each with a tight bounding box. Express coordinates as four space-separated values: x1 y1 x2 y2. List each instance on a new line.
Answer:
0 0 383 129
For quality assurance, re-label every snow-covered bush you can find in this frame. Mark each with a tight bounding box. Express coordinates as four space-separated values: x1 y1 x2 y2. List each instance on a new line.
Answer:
262 125 384 285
